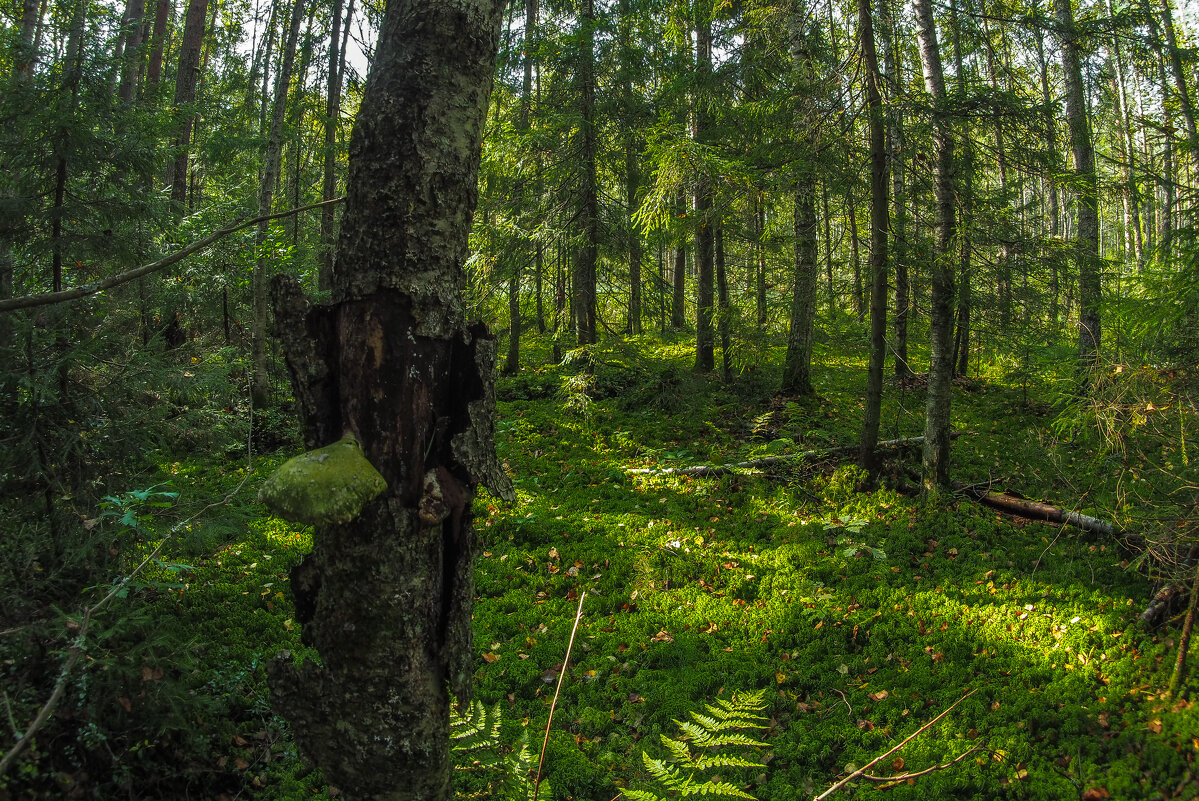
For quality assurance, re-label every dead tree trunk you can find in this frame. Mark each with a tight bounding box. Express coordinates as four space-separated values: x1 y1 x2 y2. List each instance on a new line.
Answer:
267 2 510 799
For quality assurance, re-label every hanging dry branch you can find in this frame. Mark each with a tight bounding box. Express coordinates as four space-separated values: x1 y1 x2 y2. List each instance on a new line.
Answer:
0 197 344 314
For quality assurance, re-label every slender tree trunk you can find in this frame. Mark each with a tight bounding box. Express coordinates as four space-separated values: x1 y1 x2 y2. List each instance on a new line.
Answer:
251 0 306 409
1055 0 1101 364
716 223 730 381
167 0 211 206
950 0 973 378
1155 0 1199 174
573 0 598 345
318 0 346 291
672 189 687 330
145 0 171 97
914 0 956 489
1034 21 1062 327
618 0 641 336
693 5 714 371
880 0 910 378
756 193 767 328
14 0 41 81
859 0 888 473
848 189 862 321
116 0 146 102
781 176 818 395
268 1 511 797
781 15 820 396
505 0 539 373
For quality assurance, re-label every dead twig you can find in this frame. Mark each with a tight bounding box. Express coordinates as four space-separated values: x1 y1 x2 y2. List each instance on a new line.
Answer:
534 591 586 801
855 746 987 785
812 689 976 801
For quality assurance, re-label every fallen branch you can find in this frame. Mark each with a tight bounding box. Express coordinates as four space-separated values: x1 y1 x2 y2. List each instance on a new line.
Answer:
1142 583 1186 628
858 748 987 786
812 689 976 801
628 435 937 478
953 482 1117 537
0 197 344 314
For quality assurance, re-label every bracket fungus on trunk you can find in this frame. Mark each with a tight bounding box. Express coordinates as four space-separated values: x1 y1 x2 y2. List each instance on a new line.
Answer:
259 435 387 525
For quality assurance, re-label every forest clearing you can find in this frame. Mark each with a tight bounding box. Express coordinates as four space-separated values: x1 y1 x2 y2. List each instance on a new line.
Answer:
3 0 1199 798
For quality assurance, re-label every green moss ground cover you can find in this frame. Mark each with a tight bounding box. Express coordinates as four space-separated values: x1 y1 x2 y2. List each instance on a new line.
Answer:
31 335 1194 801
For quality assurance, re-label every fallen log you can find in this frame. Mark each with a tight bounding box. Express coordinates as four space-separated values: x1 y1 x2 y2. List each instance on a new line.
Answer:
627 435 935 478
952 482 1116 537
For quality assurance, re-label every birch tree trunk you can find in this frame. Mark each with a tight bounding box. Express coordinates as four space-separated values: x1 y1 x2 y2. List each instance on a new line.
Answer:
268 1 510 798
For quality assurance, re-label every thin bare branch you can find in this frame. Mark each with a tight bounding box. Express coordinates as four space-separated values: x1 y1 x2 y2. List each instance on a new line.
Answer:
0 197 344 314
812 689 976 801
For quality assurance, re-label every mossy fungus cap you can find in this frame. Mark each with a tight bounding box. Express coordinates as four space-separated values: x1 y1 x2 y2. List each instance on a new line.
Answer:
259 436 388 525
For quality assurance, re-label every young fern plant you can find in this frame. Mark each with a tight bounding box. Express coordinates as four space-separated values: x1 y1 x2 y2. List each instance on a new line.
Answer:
450 699 549 800
625 690 769 801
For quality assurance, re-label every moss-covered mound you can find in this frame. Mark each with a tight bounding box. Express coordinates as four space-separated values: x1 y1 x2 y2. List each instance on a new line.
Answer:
258 436 387 525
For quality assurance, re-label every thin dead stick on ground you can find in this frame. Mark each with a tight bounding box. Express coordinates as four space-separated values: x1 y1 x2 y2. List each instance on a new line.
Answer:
534 591 586 801
0 472 255 779
812 689 977 801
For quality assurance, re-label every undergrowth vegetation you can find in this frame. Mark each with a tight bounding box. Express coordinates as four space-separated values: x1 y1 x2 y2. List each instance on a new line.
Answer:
2 333 1197 800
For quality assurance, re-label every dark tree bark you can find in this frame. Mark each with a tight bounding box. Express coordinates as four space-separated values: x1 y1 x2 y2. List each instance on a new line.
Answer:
755 193 767 328
1033 21 1062 326
781 177 818 396
949 0 973 378
858 0 888 473
1055 0 1101 364
573 0 598 345
879 0 911 379
781 15 820 396
914 0 956 488
318 0 348 291
693 5 714 372
672 189 687 330
144 0 171 98
268 2 511 799
167 0 210 206
251 0 307 409
715 222 730 381
116 0 146 102
504 0 539 374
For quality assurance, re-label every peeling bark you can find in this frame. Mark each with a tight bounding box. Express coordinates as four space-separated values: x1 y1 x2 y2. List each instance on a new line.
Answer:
267 1 509 798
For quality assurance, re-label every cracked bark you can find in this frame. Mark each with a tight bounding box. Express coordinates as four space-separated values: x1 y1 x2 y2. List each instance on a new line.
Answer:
266 2 510 799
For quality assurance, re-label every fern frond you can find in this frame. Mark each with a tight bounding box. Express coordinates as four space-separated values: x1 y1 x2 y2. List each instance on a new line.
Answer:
630 691 769 800
661 734 694 764
686 755 764 770
622 791 669 801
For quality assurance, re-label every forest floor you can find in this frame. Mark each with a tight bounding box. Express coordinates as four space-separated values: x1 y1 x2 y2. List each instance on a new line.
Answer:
67 332 1199 801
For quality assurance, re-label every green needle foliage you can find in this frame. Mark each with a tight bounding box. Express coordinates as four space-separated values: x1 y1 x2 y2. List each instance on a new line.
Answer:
625 691 768 801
